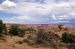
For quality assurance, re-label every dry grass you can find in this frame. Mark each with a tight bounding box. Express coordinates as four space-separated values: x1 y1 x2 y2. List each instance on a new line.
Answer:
0 36 56 49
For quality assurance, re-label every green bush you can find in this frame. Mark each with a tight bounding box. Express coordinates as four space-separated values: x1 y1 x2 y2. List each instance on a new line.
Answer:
9 25 19 36
0 20 6 37
18 29 25 37
9 25 25 37
61 32 75 43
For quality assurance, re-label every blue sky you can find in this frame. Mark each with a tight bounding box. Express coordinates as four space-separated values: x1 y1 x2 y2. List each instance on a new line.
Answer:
0 0 75 24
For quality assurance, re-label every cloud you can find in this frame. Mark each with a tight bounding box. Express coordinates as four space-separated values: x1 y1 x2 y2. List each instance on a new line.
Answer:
5 1 75 15
0 0 17 10
0 0 75 24
10 16 35 20
0 5 4 10
52 15 57 20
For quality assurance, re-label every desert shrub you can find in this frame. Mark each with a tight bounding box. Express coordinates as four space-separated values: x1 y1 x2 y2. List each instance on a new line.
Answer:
8 25 25 37
9 25 19 36
35 31 49 44
35 31 45 44
58 25 63 31
9 25 18 35
16 39 28 44
27 40 37 46
61 32 75 43
35 31 60 47
17 41 24 44
22 39 29 43
25 28 36 31
18 29 25 37
61 32 75 49
0 20 6 37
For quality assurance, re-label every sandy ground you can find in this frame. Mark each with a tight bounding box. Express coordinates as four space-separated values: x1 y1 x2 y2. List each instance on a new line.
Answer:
0 36 54 49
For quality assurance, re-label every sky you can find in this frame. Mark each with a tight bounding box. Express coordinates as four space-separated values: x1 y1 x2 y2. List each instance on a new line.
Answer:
0 0 75 24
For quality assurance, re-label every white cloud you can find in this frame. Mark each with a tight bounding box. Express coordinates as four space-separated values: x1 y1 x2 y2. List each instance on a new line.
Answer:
6 1 75 15
1 0 75 24
0 0 17 10
52 14 70 20
0 5 4 10
11 16 34 20
53 12 75 20
52 15 57 20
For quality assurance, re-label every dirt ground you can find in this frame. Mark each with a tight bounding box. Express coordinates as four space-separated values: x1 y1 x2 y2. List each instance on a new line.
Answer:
0 36 55 49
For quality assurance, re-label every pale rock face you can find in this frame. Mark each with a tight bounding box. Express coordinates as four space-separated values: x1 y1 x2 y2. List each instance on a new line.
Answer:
1 0 17 9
